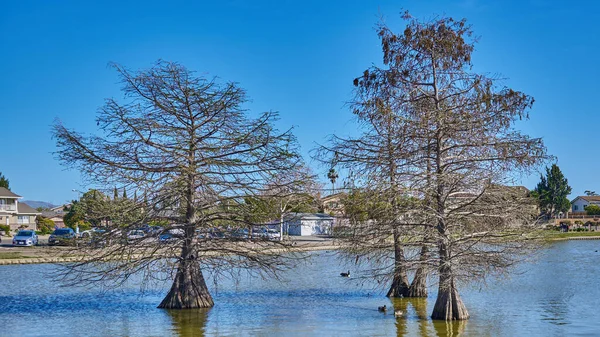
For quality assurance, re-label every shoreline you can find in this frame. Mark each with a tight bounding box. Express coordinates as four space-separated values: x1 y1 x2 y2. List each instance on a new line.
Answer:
2 234 599 266
0 239 342 265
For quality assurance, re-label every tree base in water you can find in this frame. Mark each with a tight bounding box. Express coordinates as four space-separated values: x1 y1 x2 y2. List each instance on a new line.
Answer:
431 280 469 320
158 260 214 309
386 273 410 298
407 271 427 298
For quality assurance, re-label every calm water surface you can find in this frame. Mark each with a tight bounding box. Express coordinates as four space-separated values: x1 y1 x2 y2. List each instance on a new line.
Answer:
1 240 599 336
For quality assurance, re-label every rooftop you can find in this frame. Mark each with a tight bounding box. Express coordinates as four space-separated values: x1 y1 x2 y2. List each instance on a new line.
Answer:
0 187 22 198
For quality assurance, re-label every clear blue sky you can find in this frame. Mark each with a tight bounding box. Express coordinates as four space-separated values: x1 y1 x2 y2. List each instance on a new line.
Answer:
1 0 597 205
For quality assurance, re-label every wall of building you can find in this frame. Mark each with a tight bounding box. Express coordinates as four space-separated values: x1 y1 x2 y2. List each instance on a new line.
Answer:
572 199 589 212
3 214 37 231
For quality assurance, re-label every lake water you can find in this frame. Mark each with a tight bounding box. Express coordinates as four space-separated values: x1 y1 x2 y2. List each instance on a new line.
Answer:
1 240 599 336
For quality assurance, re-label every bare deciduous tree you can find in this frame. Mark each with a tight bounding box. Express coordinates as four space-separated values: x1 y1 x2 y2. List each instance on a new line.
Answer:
53 61 305 309
320 13 548 320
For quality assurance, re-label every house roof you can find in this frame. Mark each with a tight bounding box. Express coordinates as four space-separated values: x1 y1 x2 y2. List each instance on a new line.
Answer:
321 192 346 202
18 202 40 215
42 211 64 218
284 212 335 221
0 187 21 198
50 204 69 212
573 196 600 203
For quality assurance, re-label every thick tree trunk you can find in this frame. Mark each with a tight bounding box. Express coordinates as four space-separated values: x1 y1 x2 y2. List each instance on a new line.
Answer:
386 227 410 297
431 245 469 320
158 258 214 309
408 244 428 297
431 274 468 320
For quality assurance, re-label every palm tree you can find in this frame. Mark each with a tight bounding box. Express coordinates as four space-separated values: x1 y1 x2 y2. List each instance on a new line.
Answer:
327 168 339 194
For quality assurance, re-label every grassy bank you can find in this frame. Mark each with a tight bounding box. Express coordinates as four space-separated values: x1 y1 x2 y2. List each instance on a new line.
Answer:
0 252 32 259
543 231 600 240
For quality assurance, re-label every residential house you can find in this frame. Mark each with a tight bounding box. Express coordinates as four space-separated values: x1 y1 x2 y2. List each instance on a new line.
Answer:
41 203 70 228
571 196 600 213
0 187 40 231
284 213 334 236
321 192 346 216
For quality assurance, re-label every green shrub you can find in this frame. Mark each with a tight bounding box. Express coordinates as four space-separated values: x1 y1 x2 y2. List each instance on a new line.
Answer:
36 216 55 235
0 224 10 236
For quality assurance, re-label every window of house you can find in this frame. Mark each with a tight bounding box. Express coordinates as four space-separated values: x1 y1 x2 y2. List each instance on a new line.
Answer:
574 205 578 211
17 216 29 224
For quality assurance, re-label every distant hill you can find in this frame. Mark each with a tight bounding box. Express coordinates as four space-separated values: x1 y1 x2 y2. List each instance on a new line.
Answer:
20 200 56 210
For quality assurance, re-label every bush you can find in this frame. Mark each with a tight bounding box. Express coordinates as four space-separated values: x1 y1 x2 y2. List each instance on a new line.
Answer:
0 224 10 236
36 216 55 235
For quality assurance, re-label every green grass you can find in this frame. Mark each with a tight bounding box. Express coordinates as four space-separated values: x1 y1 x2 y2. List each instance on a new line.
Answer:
0 252 32 259
543 231 600 239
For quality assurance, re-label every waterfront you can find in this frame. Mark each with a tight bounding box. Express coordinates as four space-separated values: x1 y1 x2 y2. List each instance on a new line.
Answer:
1 240 599 336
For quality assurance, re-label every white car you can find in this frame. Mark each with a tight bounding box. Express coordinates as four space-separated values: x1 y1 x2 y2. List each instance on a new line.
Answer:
126 230 146 241
12 230 39 246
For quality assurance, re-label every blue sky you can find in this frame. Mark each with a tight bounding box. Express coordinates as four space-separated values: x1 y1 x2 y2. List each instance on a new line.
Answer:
1 0 597 205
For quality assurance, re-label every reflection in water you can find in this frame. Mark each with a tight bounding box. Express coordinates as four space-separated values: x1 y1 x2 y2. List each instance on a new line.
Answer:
410 297 430 336
166 308 210 337
1 242 600 336
432 319 466 337
392 298 409 336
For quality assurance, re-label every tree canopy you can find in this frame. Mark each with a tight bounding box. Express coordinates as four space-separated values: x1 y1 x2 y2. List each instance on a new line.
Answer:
53 61 305 309
0 172 9 190
534 164 572 217
318 13 548 320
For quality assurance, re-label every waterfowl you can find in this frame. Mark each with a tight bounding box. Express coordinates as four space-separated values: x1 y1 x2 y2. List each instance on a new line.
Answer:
394 309 403 317
340 270 350 277
378 305 387 312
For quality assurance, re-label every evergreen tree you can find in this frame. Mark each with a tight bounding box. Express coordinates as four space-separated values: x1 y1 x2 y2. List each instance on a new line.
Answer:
534 164 572 217
0 172 9 190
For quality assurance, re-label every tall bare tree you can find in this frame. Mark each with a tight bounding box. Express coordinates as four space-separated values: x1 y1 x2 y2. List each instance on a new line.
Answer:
52 61 304 309
323 13 548 320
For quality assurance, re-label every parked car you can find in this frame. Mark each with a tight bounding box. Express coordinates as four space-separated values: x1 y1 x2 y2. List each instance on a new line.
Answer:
232 228 249 239
12 230 38 246
253 228 280 240
78 230 93 239
264 228 280 240
159 229 184 243
126 230 146 241
48 228 76 245
89 227 120 248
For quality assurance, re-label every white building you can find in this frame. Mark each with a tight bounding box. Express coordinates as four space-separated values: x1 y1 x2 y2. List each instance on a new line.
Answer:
571 196 600 213
284 213 334 236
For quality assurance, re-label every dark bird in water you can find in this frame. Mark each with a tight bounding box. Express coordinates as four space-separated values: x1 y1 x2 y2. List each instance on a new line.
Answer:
340 270 350 277
378 305 387 312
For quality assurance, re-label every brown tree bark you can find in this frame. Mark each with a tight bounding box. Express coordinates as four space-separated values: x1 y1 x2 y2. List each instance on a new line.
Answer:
407 244 428 297
431 245 469 320
386 227 410 297
158 258 214 309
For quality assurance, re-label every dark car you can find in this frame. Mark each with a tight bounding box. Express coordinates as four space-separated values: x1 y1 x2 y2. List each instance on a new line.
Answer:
48 228 76 245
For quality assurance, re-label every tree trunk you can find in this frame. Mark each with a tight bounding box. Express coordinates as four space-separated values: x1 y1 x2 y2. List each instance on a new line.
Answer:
386 227 410 297
431 247 469 320
158 258 214 309
280 213 284 241
408 245 428 297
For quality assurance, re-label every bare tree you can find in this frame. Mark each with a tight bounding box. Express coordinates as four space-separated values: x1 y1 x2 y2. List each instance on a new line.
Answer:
52 61 305 309
322 13 548 320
